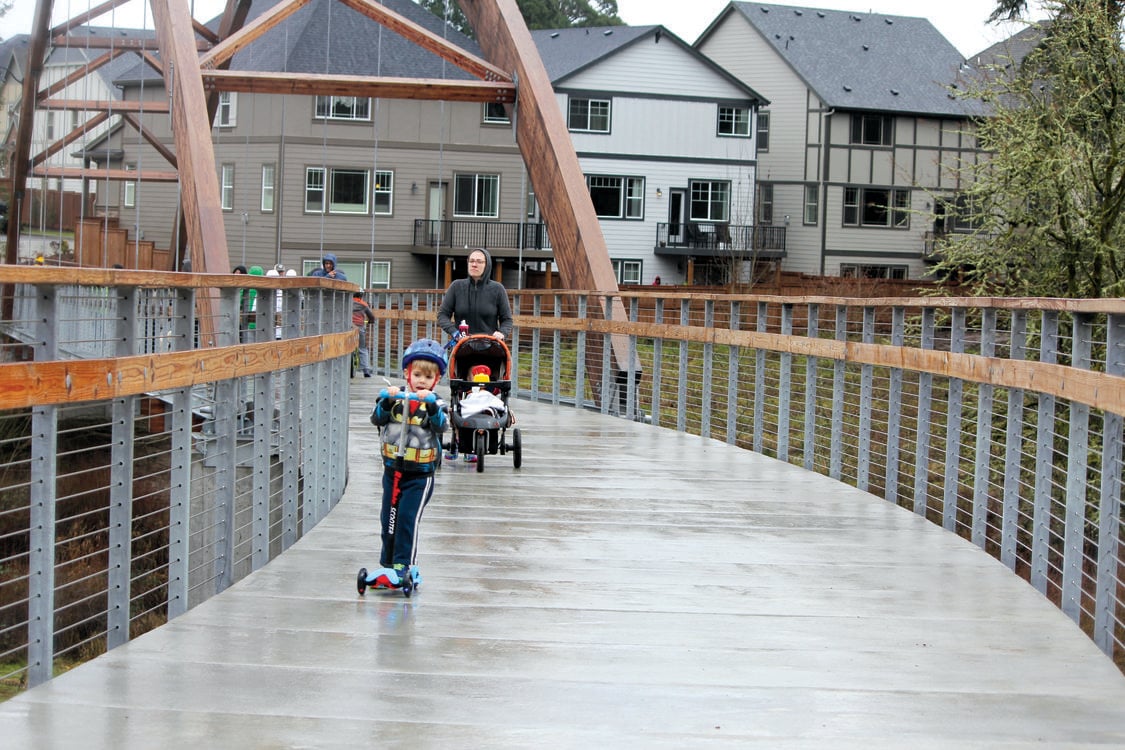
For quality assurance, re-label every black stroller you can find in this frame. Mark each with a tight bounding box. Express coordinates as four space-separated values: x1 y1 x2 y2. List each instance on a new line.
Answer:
445 334 522 472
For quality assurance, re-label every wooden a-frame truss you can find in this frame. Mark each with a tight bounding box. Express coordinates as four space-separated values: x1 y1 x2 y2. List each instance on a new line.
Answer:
8 0 631 379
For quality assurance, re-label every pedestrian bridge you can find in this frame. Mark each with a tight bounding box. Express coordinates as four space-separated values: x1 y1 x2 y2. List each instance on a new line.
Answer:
1 272 1124 744
2 380 1125 746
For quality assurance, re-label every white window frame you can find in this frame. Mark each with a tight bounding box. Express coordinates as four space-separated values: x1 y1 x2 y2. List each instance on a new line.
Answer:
123 163 136 208
756 111 770 152
369 261 391 289
757 183 774 225
45 111 55 140
453 173 500 218
689 180 730 222
261 164 275 213
305 167 370 215
803 184 818 226
843 186 910 228
718 106 751 137
220 164 235 211
314 96 371 121
567 97 611 133
217 92 237 127
612 259 642 285
840 263 908 280
586 175 644 220
483 102 510 124
373 170 393 215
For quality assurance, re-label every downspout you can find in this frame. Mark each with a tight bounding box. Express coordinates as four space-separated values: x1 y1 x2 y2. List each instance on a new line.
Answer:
819 108 834 275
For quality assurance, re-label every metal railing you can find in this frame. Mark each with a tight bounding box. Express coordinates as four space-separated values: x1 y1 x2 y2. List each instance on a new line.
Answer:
412 219 551 250
0 269 356 693
370 290 1124 672
655 222 786 257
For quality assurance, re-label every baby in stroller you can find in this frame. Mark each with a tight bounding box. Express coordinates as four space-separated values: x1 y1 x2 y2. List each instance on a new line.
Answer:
445 334 522 472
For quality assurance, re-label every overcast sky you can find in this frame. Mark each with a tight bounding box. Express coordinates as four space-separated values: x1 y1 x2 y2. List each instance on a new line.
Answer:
2 0 1047 57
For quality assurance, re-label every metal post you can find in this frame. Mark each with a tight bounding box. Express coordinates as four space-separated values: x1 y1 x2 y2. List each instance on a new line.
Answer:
883 306 905 503
754 301 768 453
911 307 935 515
857 306 874 490
701 299 714 436
1000 310 1027 569
551 295 561 406
531 295 542 402
575 295 587 409
27 285 59 687
942 307 966 531
804 303 820 473
1030 310 1059 594
1094 312 1124 655
1061 313 1093 623
107 285 138 649
677 299 689 432
829 305 847 480
971 308 997 547
167 286 195 619
726 300 740 446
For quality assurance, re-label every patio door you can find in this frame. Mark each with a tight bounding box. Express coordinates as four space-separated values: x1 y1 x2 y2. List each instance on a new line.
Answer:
668 189 686 245
427 181 449 245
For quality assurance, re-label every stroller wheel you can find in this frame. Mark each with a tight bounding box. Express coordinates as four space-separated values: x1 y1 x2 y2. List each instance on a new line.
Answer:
474 430 487 473
512 427 522 469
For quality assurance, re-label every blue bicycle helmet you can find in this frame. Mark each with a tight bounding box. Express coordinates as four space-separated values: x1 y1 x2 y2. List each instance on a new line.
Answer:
402 338 447 376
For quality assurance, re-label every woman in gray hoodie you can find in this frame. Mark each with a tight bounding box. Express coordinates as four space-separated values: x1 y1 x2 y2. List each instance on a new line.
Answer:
437 247 513 341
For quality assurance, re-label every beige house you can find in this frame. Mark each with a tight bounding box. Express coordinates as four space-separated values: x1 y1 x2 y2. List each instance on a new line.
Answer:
696 2 987 279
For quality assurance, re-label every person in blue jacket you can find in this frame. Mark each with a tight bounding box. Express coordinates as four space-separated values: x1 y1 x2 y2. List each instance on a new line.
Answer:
357 339 448 595
308 252 347 281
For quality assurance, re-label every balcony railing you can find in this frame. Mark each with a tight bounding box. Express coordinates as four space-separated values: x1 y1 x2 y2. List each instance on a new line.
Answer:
655 222 786 258
413 219 551 251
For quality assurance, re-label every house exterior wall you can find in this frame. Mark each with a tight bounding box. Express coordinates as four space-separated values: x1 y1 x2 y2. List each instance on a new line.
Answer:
699 10 982 280
547 31 760 284
111 87 526 285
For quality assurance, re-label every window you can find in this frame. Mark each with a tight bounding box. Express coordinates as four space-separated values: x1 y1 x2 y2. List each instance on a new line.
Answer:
568 97 610 133
718 106 751 137
613 259 642 285
46 112 55 140
261 164 275 212
803 184 819 225
483 102 510 124
305 167 370 214
373 170 393 215
217 92 237 127
689 180 730 222
314 96 371 121
756 183 774 224
936 194 980 233
453 173 499 218
369 261 391 289
220 164 235 210
587 175 644 219
840 263 907 280
850 114 893 146
302 258 366 283
123 164 136 208
843 187 910 228
305 168 325 213
70 110 80 130
756 111 770 151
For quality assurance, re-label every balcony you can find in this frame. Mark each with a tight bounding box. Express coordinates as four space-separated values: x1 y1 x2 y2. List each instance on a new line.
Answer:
413 219 552 252
654 222 786 259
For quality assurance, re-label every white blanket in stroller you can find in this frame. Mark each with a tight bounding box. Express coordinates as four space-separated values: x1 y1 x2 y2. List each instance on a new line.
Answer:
459 389 507 419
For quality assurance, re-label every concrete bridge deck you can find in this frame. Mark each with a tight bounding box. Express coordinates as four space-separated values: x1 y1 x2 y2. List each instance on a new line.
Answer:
2 378 1124 747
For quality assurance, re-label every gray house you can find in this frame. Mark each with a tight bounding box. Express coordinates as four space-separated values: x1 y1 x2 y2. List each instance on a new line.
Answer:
531 24 769 285
100 0 541 288
696 2 987 279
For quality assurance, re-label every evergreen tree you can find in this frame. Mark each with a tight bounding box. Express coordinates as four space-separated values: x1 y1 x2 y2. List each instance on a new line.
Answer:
938 0 1125 297
416 0 622 38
